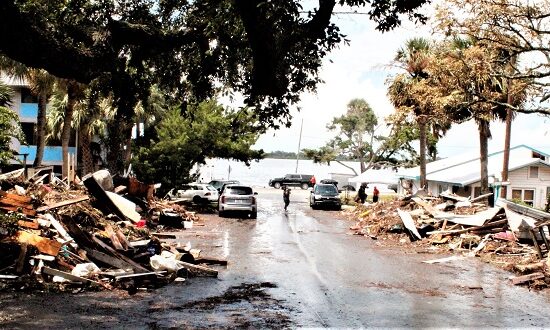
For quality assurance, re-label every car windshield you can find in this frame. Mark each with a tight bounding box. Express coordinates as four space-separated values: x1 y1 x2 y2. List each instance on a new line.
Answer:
225 186 253 195
316 185 337 194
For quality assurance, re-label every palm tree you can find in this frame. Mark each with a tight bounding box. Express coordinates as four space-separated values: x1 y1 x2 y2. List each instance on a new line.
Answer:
0 56 56 167
388 38 433 189
434 38 526 195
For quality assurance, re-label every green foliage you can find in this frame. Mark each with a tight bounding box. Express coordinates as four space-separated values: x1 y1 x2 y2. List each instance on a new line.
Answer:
0 82 24 165
265 151 298 159
0 212 25 237
132 100 264 191
0 1 430 131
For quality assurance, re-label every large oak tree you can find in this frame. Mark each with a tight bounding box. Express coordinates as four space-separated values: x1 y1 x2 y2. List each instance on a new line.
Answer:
0 0 430 173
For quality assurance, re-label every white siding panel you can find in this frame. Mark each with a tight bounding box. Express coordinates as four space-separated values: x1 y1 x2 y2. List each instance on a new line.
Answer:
507 166 550 208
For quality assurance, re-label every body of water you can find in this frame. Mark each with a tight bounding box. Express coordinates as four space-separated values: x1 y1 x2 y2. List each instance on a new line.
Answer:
197 158 362 187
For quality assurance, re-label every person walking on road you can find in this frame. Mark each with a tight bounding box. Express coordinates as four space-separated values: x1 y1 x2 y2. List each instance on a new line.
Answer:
373 186 380 203
283 186 291 211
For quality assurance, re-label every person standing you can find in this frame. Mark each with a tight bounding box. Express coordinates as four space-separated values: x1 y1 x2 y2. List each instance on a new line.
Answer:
357 183 367 204
283 186 291 211
373 186 380 203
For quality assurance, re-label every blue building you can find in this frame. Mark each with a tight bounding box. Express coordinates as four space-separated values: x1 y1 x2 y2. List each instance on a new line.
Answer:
2 75 75 173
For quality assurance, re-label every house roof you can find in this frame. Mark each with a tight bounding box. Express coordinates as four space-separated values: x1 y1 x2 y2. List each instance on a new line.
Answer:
397 145 550 186
0 74 26 87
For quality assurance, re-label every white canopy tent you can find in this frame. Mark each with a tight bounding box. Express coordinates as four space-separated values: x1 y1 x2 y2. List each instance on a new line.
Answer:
348 169 399 193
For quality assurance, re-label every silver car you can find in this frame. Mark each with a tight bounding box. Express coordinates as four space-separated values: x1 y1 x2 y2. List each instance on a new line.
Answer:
218 185 258 219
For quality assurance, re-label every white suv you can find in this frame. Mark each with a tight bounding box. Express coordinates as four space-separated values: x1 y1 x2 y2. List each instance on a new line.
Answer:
218 185 257 219
165 183 219 204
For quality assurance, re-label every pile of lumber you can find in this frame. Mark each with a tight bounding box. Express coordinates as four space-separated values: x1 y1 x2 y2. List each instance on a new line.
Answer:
0 169 222 293
348 192 550 288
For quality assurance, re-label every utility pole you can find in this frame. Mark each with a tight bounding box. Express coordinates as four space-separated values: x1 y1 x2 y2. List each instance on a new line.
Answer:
295 118 303 174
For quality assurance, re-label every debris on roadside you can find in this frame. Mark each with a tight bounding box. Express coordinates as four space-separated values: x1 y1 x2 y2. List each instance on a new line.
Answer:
345 192 550 290
0 169 224 294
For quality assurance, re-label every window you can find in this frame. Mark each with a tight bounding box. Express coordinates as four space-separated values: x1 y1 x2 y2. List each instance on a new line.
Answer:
511 189 535 206
20 88 38 103
529 166 539 179
20 122 36 145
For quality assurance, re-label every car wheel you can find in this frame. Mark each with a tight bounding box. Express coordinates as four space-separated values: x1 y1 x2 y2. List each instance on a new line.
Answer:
301 183 309 190
193 195 202 204
311 204 317 210
218 210 225 217
250 211 257 219
273 182 281 189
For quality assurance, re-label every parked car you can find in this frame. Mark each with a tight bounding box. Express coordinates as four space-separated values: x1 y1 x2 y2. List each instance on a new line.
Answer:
310 183 342 210
165 183 219 204
269 174 315 189
218 184 257 219
209 179 240 192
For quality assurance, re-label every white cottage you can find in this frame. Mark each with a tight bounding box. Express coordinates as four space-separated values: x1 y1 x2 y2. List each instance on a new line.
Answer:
396 145 550 209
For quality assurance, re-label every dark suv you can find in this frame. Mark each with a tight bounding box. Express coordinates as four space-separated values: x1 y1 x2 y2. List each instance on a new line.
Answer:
310 183 342 210
269 174 314 189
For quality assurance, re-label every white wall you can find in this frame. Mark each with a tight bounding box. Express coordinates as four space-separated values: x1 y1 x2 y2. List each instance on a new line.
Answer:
506 165 550 208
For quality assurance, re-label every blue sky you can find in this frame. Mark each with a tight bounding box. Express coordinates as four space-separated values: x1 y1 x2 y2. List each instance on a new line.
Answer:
251 4 550 158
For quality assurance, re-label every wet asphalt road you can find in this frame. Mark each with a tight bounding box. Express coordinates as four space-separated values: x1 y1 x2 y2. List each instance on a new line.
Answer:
2 187 550 328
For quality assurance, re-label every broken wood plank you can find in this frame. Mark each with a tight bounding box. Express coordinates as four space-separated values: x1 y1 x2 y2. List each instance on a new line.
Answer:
427 219 508 236
177 261 218 277
510 272 545 285
43 214 77 249
16 231 61 256
514 262 545 273
0 189 31 203
397 209 422 240
0 275 18 279
115 228 130 250
42 266 101 285
85 248 135 271
470 192 494 203
0 205 36 217
151 232 177 239
60 215 99 250
422 256 464 264
115 271 167 281
36 196 89 212
104 224 124 251
92 236 148 272
194 256 228 266
17 220 39 229
411 197 441 218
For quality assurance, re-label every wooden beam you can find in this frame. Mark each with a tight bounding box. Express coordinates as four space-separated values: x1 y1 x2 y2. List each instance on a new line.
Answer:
177 261 218 277
85 248 136 271
510 272 545 285
92 236 148 272
36 196 89 212
42 266 101 285
104 224 124 250
17 220 39 229
16 231 61 256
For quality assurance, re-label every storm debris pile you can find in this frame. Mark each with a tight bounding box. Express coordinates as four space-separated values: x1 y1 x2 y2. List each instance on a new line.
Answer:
347 192 550 289
0 169 222 294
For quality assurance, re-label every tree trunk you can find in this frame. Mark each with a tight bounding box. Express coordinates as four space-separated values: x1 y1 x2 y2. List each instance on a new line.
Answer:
478 120 490 194
61 81 78 178
32 94 47 167
501 107 513 199
107 113 133 175
79 124 93 176
418 117 427 189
